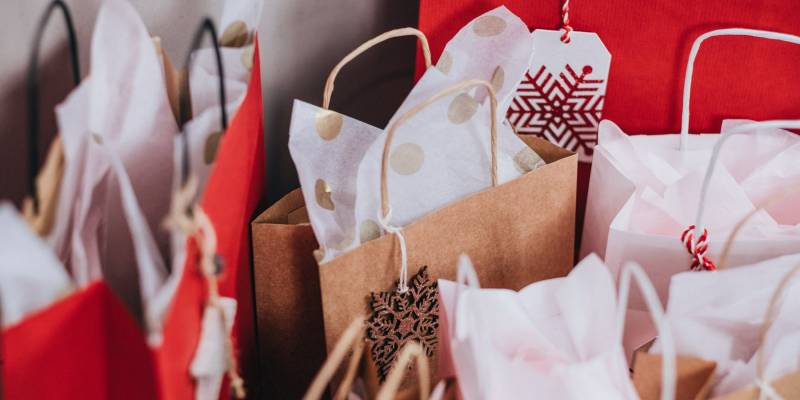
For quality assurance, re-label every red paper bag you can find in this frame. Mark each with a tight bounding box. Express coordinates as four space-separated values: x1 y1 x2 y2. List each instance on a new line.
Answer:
154 40 264 399
2 282 159 399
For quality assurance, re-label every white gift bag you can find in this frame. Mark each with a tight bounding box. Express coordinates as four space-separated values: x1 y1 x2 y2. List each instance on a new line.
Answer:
437 254 676 400
0 203 72 327
580 28 800 355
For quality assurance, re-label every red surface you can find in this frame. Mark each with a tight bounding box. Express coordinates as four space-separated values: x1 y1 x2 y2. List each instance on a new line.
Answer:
2 41 264 400
417 0 800 244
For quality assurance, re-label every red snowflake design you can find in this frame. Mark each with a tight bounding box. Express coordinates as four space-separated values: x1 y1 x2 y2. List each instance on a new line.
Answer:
507 64 605 161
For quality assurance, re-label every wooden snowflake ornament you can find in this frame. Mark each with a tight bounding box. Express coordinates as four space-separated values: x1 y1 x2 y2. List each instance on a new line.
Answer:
365 266 439 382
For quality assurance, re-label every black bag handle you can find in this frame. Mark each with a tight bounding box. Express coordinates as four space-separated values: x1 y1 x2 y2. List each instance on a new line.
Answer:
178 17 228 188
27 0 81 211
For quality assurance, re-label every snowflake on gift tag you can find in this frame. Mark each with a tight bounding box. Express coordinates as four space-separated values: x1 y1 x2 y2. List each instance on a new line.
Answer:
365 266 439 382
507 64 605 161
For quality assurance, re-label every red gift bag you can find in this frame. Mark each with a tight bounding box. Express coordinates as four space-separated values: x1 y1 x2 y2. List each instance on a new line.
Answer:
153 36 264 399
417 0 800 240
3 282 159 399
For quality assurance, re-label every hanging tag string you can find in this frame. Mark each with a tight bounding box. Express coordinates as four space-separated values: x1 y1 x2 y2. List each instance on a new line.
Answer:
560 0 573 43
378 207 409 293
164 180 245 398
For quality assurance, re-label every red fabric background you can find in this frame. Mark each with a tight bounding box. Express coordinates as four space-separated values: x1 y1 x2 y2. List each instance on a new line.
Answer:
417 0 800 245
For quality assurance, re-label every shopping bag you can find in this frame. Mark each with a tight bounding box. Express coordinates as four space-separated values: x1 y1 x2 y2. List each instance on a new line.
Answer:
437 254 676 399
318 78 576 385
634 255 800 399
154 17 264 399
252 26 433 398
579 30 800 354
250 188 329 399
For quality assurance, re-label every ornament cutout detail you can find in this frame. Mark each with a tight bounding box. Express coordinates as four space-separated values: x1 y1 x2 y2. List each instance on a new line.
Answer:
366 266 439 382
507 30 611 162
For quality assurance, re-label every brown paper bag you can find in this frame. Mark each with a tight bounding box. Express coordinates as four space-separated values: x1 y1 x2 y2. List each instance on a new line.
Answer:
319 79 577 384
251 188 328 399
633 353 717 400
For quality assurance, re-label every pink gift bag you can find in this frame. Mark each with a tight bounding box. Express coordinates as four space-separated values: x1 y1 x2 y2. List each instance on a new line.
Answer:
580 28 800 355
437 254 676 400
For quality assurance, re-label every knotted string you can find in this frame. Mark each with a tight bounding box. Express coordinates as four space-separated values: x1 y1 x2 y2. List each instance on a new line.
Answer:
755 379 784 400
680 225 716 271
560 0 573 43
377 207 408 294
165 179 246 398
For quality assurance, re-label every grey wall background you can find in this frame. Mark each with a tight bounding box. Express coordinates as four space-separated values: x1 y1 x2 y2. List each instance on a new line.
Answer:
0 0 420 208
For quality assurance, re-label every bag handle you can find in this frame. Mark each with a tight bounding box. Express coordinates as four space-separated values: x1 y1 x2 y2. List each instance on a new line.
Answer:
304 317 366 400
323 27 432 110
616 263 677 400
375 342 431 400
680 28 800 150
381 79 498 219
449 254 481 341
26 0 81 212
178 17 228 188
686 120 800 271
751 263 800 398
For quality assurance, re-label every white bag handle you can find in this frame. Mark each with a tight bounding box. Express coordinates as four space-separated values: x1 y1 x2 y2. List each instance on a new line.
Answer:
616 263 676 400
680 28 800 150
450 254 482 341
691 120 800 256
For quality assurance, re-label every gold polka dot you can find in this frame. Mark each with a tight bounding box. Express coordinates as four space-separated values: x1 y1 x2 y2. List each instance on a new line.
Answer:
91 133 103 144
241 44 254 70
315 178 335 210
437 51 453 74
513 147 545 174
204 131 223 164
219 21 250 47
447 93 479 124
331 230 354 250
490 66 504 93
315 109 343 141
472 15 507 37
390 143 425 175
359 219 381 243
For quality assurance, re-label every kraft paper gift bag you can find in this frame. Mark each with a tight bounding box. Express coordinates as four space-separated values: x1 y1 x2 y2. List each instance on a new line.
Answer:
251 188 329 399
318 78 575 387
290 6 541 262
437 254 677 400
253 25 434 399
580 29 800 354
634 255 800 399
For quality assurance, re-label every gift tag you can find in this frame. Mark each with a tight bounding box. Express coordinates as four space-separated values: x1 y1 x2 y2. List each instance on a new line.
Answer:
507 29 611 162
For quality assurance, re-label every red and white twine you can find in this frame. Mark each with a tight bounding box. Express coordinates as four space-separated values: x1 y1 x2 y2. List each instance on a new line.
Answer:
680 225 716 271
560 0 573 43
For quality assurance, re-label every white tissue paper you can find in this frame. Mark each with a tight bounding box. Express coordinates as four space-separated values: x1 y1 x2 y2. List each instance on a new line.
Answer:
0 204 72 327
291 6 544 262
